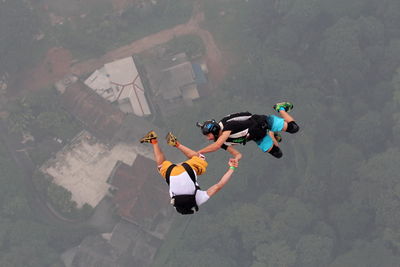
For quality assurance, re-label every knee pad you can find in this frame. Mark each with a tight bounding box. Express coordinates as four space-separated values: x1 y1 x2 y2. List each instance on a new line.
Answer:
268 145 283 158
286 121 299 133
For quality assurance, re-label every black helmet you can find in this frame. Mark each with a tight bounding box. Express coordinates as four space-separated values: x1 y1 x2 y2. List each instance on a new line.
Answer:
196 120 221 138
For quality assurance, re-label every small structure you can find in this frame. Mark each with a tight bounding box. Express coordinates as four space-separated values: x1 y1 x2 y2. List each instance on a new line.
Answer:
85 57 151 117
54 74 78 94
143 52 208 115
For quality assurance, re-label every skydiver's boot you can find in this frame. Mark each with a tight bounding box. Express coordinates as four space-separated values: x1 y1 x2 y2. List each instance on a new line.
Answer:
274 132 282 143
166 132 179 147
140 130 158 144
273 102 294 113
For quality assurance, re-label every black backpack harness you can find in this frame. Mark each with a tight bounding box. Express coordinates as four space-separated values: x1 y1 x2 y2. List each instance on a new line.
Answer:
220 112 270 144
165 163 200 215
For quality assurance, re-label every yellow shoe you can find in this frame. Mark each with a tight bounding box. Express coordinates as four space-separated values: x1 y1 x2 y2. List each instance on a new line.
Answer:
166 132 178 147
140 131 157 143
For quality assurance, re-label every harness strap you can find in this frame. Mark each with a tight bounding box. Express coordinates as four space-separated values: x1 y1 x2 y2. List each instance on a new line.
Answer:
165 164 176 185
181 162 200 190
181 162 199 211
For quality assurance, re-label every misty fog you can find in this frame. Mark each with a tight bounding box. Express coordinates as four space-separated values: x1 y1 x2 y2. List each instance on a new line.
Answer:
1 0 400 266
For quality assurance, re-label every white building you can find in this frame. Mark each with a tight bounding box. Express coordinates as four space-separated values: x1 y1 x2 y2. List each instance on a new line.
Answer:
40 131 153 208
85 57 151 117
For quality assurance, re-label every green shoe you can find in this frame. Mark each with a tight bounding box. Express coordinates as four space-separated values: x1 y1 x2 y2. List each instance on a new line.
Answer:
273 102 294 112
274 132 282 143
166 132 178 147
140 131 157 143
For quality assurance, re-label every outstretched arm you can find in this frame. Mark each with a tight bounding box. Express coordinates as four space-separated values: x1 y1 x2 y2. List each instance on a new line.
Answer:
198 131 231 154
206 160 238 197
226 145 242 163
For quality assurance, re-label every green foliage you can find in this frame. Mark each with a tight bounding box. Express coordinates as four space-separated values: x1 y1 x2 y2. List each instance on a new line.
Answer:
295 234 333 267
4 0 397 265
351 148 400 230
2 196 31 219
321 0 367 19
270 198 314 242
7 88 82 140
168 248 238 267
47 183 76 214
165 35 206 59
203 0 275 51
283 0 322 32
328 203 373 242
382 227 400 251
6 88 82 166
156 0 400 265
32 172 93 220
252 241 296 267
380 40 400 78
225 203 271 250
262 55 304 89
349 112 385 153
393 67 400 105
376 0 400 34
0 0 41 75
320 17 369 89
329 240 400 267
54 0 195 58
0 142 93 266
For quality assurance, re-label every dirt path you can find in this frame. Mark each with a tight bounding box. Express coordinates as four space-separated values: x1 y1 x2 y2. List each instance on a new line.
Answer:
13 47 73 96
71 0 227 83
15 1 228 94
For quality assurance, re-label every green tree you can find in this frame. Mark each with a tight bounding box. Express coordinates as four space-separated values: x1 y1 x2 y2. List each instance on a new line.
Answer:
349 111 386 153
321 0 367 19
224 203 271 251
382 227 400 251
168 248 237 267
320 17 369 91
376 0 400 34
2 196 31 219
262 55 304 90
351 148 400 229
329 240 400 267
295 234 334 267
283 0 322 32
328 203 373 242
47 183 77 215
252 241 296 267
270 198 314 242
326 143 364 200
393 67 400 105
0 0 40 75
295 174 327 204
380 39 400 78
357 16 384 47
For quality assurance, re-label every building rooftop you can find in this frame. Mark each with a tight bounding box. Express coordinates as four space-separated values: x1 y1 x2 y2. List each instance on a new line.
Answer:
85 57 151 117
161 61 196 100
40 131 150 208
108 155 174 238
59 81 125 141
70 220 165 267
